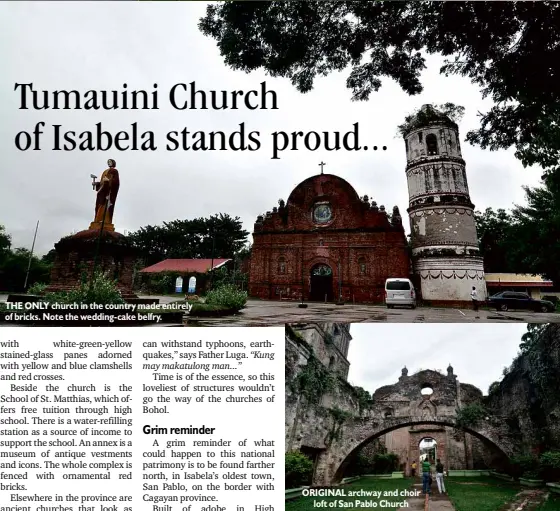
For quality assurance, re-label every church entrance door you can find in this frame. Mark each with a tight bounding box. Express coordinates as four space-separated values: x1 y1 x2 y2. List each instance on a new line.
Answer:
310 264 333 302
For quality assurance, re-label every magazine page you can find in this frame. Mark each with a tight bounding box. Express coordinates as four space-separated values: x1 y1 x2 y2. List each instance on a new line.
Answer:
2 327 284 511
1 2 560 511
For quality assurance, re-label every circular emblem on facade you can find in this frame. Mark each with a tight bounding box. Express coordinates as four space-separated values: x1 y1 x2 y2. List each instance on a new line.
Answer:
313 203 332 224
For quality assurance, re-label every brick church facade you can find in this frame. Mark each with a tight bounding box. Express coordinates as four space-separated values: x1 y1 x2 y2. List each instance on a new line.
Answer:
248 173 410 303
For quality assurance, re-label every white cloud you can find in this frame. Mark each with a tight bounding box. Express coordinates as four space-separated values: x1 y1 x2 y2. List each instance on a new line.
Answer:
346 323 528 395
0 2 543 255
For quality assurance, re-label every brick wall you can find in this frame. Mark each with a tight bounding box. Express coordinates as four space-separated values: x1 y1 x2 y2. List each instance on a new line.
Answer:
249 174 410 302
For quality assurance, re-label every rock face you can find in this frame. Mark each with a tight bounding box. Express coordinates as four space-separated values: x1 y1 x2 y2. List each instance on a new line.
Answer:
249 173 410 303
403 104 486 305
285 324 517 486
46 229 137 298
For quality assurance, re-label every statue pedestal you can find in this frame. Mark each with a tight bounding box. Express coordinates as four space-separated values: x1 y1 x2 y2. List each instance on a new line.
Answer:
89 221 115 232
46 229 137 299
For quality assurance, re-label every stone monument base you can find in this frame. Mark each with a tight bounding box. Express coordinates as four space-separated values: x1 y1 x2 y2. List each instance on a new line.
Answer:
46 229 137 300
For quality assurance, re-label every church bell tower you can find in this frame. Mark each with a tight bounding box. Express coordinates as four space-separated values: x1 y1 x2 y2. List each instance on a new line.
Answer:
403 104 486 304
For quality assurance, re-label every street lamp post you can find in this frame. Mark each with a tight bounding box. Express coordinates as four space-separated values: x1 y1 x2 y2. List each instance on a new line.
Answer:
23 220 40 291
298 244 307 308
336 260 344 305
209 228 216 291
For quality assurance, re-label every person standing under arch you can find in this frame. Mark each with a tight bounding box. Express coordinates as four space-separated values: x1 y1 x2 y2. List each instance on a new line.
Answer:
421 458 431 495
436 458 446 494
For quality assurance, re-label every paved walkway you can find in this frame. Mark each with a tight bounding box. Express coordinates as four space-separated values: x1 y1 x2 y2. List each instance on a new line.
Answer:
399 480 455 511
181 299 559 326
502 489 548 510
2 294 557 326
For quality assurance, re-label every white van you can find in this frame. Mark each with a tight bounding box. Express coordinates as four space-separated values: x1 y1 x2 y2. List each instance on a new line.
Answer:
385 278 416 309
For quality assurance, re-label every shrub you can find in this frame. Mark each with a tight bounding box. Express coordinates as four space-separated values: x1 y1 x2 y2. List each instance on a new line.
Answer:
352 452 400 475
285 451 313 489
45 272 124 305
509 454 540 479
189 303 237 316
541 451 560 469
27 282 47 295
455 403 487 428
146 273 177 294
540 451 560 481
205 284 247 310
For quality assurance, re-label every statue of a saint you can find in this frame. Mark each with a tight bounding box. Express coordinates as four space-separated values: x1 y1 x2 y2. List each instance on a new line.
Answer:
89 159 120 232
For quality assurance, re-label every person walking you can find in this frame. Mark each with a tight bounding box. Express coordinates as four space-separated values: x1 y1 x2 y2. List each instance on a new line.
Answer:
411 461 417 477
471 286 479 312
435 458 446 494
422 458 431 495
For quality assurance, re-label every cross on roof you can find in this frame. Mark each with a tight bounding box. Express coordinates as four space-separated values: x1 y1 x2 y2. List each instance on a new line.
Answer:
319 161 326 174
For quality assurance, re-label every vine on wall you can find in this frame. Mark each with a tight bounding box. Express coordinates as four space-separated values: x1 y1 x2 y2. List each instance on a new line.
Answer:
326 407 352 444
290 355 337 404
455 402 487 429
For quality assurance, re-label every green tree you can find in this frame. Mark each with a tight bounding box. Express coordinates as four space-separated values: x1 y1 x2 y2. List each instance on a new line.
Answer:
0 225 11 256
474 208 516 273
0 246 52 292
285 451 313 489
200 1 560 175
508 172 560 285
128 213 249 266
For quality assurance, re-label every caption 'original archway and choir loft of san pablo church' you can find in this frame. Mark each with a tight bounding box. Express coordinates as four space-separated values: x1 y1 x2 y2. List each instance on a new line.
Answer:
248 104 487 305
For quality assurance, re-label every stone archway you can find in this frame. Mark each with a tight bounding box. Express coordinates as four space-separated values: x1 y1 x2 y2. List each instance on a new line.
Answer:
310 263 334 301
316 416 514 486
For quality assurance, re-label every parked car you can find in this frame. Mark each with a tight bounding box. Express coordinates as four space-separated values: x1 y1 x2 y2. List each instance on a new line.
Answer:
385 278 416 309
488 291 555 312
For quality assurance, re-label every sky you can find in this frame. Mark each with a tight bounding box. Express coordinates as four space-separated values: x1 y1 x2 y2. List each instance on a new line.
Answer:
346 323 528 396
0 2 544 256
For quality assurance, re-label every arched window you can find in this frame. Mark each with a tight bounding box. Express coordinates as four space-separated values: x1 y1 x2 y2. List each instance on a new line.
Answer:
188 276 196 294
329 356 335 368
426 134 438 155
358 257 366 275
278 257 286 275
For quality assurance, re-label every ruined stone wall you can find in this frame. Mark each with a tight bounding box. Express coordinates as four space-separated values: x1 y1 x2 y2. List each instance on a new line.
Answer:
381 424 480 473
285 328 360 455
486 324 560 453
294 323 351 379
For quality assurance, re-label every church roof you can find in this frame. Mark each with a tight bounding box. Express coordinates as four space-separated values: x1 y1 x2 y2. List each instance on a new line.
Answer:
140 258 231 274
287 173 360 205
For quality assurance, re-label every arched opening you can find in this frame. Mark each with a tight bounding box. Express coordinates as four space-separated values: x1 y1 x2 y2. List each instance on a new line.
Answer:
420 384 434 397
310 263 333 302
330 419 512 485
187 276 196 294
278 257 286 275
419 437 437 464
426 134 439 155
358 257 367 276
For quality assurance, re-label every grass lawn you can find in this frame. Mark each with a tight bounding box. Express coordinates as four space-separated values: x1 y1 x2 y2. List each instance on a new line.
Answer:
286 478 414 511
537 496 560 510
446 477 520 511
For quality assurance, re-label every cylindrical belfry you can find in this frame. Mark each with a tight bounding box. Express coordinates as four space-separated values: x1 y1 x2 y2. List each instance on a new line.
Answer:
403 104 486 304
